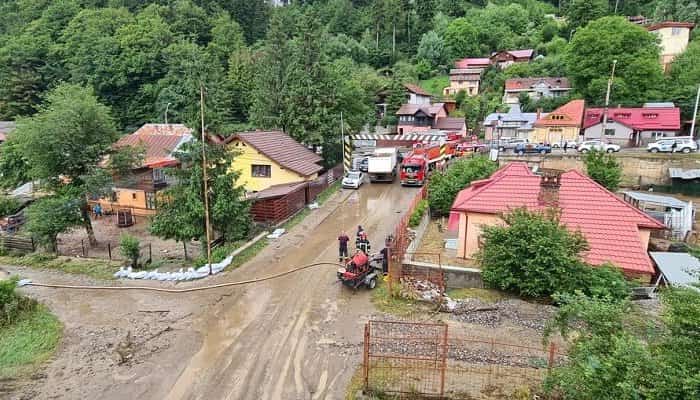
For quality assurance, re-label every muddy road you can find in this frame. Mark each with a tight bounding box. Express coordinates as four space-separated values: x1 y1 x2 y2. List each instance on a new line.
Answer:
165 181 418 400
6 180 418 400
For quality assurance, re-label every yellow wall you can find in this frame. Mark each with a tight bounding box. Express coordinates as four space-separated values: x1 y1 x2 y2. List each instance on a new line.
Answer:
444 80 480 96
92 188 155 217
457 212 505 259
529 126 580 143
639 228 651 250
229 138 317 192
653 27 692 70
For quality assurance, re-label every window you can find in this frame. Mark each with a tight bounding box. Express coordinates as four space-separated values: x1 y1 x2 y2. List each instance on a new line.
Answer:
251 164 271 178
152 168 165 183
110 191 117 202
145 192 156 210
672 27 682 35
613 113 631 119
132 193 137 200
643 113 658 119
550 128 563 133
604 128 616 136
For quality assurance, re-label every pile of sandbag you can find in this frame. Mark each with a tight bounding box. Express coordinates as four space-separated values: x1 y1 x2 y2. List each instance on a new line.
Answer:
113 255 233 281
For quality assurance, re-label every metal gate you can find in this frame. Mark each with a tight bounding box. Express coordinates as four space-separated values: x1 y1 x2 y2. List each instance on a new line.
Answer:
363 320 448 397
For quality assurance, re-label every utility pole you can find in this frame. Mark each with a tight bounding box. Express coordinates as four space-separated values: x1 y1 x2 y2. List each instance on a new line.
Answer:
691 85 700 139
200 84 213 275
340 111 346 173
601 60 618 143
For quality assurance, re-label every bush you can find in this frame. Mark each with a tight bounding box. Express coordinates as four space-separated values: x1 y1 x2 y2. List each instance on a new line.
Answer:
0 196 21 218
0 277 37 328
478 208 630 301
427 156 497 216
584 150 622 191
119 234 140 268
409 200 428 227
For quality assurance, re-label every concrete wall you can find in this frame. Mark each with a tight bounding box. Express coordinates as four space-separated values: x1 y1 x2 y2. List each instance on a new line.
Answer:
498 153 700 186
229 138 316 192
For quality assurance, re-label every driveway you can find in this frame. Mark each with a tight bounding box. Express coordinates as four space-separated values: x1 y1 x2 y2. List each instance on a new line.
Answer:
6 180 418 400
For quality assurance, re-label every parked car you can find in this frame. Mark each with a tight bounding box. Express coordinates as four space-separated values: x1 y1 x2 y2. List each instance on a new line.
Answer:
647 138 698 153
514 143 552 155
551 140 578 149
498 138 528 151
359 157 368 172
577 140 621 153
342 170 365 189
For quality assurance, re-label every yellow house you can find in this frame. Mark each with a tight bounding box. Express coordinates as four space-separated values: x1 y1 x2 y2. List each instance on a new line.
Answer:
222 131 323 193
647 22 695 72
530 99 585 144
92 124 193 216
447 163 665 282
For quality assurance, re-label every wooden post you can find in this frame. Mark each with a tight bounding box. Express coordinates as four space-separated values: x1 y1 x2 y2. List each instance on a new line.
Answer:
107 243 112 260
439 324 448 396
363 323 370 393
548 343 556 371
148 243 152 264
81 239 86 257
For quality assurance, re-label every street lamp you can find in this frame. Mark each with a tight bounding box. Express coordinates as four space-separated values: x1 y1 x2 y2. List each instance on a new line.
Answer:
601 60 618 143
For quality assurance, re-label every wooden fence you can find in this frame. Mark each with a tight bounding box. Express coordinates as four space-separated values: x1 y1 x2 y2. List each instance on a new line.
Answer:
0 234 35 253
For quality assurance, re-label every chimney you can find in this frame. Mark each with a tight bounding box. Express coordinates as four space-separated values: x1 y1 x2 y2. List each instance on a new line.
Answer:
536 108 543 120
538 168 562 207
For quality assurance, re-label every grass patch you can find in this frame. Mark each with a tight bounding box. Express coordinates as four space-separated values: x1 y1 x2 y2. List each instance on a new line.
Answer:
0 305 62 379
371 278 431 318
0 253 119 280
228 238 268 270
419 75 449 97
446 288 507 303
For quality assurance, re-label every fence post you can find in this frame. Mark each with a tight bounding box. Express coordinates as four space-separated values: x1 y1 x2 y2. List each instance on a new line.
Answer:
363 323 370 393
148 243 152 264
81 239 86 257
107 243 112 260
439 324 448 396
548 343 556 371
30 237 34 252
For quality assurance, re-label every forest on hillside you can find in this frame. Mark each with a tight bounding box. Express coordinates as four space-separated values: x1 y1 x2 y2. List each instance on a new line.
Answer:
1 0 700 163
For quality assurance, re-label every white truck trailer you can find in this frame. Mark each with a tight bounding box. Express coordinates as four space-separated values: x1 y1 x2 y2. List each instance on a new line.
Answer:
367 147 398 183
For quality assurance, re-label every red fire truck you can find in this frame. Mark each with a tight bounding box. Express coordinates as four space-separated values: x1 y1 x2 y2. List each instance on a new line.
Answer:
399 143 445 186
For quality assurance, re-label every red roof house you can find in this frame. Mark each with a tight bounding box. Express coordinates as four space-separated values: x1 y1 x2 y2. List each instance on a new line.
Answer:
448 162 665 280
583 106 681 146
531 99 586 143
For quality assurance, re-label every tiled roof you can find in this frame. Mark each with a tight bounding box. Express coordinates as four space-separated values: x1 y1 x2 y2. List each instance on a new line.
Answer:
534 99 585 128
492 49 535 59
434 117 466 131
455 58 491 69
505 77 571 91
483 105 546 127
232 131 323 177
404 83 431 97
113 124 193 168
449 162 665 275
583 107 681 131
647 21 695 31
396 103 445 116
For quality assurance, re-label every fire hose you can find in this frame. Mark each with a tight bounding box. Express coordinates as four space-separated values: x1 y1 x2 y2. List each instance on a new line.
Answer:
18 261 345 293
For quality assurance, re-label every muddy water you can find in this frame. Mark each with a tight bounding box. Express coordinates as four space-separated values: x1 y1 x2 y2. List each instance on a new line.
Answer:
165 181 418 400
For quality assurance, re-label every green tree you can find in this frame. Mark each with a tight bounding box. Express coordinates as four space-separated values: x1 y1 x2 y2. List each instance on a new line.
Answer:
25 196 83 252
566 17 663 105
667 40 700 120
150 141 251 257
584 150 622 191
444 18 480 60
478 208 631 299
207 13 245 66
427 157 497 215
119 234 141 268
416 31 447 70
566 0 609 31
11 84 117 245
654 0 700 24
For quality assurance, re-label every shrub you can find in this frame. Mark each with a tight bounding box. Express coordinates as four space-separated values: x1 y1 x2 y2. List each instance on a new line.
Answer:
584 150 622 191
427 156 497 216
409 200 429 227
0 277 37 328
119 234 140 268
478 208 630 301
0 196 21 218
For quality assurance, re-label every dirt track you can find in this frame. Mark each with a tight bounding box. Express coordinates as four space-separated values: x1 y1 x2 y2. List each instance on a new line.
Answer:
4 181 418 400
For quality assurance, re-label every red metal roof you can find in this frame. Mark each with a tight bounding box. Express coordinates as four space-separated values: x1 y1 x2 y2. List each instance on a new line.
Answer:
583 107 681 131
113 124 193 168
230 131 323 177
491 49 534 59
449 163 665 276
505 77 570 91
534 99 586 128
455 58 491 69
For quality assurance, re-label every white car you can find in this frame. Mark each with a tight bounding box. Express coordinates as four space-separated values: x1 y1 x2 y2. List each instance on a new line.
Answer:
551 141 578 149
577 140 621 153
647 138 698 153
342 171 364 189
